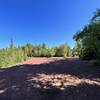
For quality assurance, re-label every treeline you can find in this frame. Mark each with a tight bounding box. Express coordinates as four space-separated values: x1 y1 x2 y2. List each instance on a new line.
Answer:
0 41 72 67
32 43 72 57
73 9 100 65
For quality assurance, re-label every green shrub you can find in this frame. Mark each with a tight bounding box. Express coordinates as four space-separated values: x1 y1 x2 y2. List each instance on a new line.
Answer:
90 59 100 66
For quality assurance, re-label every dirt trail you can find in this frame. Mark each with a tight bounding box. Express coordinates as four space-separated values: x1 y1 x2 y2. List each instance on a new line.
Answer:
0 57 100 100
23 57 64 64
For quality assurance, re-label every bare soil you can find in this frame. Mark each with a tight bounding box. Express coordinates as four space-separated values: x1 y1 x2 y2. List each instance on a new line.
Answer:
23 57 64 64
0 57 100 100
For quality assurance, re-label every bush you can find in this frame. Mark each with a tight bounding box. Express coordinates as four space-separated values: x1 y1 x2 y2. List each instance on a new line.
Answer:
90 59 100 66
79 48 97 60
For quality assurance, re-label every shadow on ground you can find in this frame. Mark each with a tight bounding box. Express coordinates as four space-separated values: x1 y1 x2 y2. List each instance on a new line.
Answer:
0 58 100 100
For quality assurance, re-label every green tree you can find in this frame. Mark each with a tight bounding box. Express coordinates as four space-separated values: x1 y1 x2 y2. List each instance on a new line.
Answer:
55 44 70 57
73 9 100 62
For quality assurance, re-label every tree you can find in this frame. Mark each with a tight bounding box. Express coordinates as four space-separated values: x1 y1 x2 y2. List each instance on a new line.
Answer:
47 48 56 57
55 44 71 57
9 38 14 49
73 9 100 62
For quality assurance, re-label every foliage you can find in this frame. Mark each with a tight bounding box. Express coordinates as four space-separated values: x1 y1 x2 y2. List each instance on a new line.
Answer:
73 9 100 64
90 59 100 66
55 44 72 57
0 41 72 68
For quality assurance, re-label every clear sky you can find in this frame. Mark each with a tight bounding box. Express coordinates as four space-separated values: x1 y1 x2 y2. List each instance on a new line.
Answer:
0 0 100 48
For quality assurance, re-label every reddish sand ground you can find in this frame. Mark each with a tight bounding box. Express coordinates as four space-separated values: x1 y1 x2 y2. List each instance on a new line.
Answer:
0 57 100 100
23 57 64 64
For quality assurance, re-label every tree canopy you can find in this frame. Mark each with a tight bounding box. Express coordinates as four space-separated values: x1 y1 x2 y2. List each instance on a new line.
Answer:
73 9 100 65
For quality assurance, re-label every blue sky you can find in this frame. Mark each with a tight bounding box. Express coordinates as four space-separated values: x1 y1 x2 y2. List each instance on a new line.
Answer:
0 0 100 48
